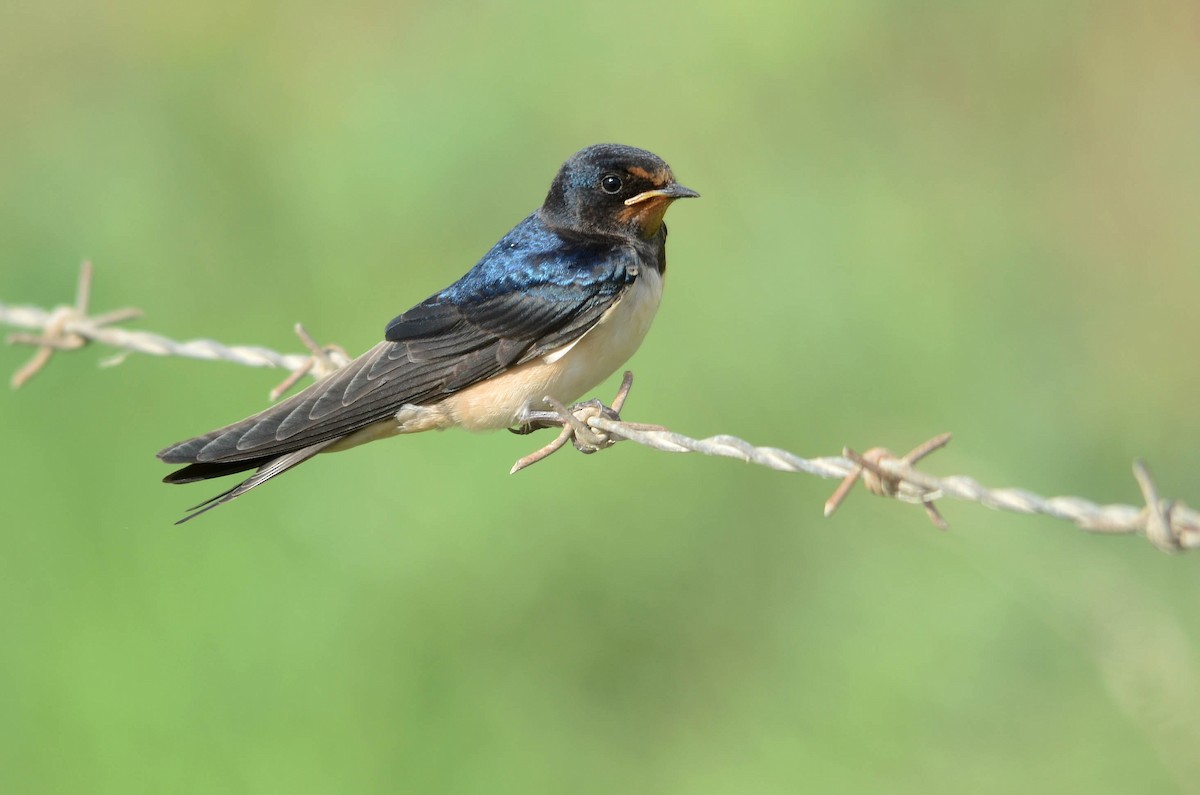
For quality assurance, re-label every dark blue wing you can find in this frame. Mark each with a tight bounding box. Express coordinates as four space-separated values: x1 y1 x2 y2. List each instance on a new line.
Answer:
384 221 635 389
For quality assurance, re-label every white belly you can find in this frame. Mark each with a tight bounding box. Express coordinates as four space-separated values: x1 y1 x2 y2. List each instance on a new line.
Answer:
326 268 664 450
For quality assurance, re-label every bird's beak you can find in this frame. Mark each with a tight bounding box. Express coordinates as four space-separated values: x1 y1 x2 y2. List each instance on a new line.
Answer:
624 183 701 206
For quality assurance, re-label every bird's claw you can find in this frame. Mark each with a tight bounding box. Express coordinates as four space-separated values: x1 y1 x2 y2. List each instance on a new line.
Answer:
508 371 636 473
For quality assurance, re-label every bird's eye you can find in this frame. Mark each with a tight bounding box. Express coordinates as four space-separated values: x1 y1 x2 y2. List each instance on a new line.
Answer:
600 174 623 194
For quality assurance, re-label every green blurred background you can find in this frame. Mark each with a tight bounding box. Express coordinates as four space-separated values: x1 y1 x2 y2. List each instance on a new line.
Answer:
2 1 1199 792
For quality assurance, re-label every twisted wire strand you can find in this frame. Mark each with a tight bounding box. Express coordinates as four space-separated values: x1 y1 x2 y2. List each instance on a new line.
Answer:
4 264 1196 553
0 301 310 371
586 417 1199 551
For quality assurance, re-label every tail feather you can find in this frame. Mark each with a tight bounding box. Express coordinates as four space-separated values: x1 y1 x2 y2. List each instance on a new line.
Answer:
162 457 275 484
171 440 335 524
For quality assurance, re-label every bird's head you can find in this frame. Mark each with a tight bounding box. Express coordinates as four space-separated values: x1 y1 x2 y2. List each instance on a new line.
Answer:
540 144 699 240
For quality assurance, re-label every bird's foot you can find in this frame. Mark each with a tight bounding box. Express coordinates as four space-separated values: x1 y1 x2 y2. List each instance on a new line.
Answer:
509 371 661 473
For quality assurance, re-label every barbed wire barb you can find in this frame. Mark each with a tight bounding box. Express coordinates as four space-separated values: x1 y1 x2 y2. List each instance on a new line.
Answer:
4 262 1198 553
824 434 953 529
1 261 348 400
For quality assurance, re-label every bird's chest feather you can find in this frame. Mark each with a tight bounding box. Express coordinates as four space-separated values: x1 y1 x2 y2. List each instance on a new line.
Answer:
437 267 664 431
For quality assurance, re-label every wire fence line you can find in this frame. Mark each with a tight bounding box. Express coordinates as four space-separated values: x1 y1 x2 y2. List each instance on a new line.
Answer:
4 262 1197 553
4 299 312 368
0 278 311 381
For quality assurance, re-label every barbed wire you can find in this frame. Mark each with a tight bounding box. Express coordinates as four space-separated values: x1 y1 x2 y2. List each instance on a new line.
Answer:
0 262 351 391
4 262 1197 552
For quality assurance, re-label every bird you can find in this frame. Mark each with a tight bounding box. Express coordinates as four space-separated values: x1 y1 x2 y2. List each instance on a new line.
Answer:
157 143 698 523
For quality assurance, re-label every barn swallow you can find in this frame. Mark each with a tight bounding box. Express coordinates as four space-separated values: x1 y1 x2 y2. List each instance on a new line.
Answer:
158 143 698 522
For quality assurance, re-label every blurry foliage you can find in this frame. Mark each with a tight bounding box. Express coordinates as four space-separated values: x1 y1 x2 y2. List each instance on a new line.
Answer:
2 1 1199 793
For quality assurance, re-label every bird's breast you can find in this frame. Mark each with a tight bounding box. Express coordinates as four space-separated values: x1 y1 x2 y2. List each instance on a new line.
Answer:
438 267 665 431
